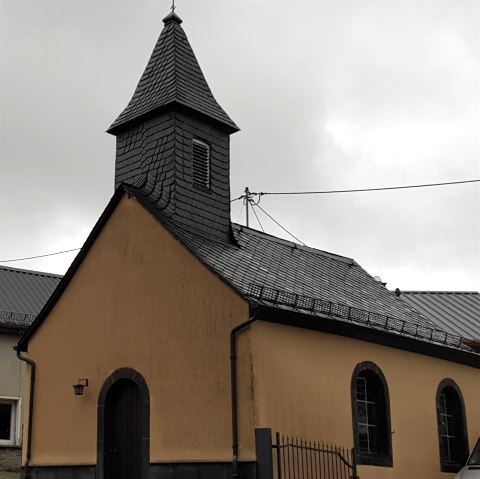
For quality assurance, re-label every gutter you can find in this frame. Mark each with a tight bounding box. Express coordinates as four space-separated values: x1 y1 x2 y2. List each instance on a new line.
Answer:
230 309 258 479
14 346 35 479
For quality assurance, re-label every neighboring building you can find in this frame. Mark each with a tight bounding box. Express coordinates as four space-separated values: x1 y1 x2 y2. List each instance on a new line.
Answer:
399 291 480 352
0 266 61 472
16 10 480 479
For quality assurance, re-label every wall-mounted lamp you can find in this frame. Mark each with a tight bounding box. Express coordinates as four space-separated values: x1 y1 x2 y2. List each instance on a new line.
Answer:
73 378 89 396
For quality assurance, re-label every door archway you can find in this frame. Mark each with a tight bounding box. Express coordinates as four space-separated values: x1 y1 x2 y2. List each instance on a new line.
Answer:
97 368 150 479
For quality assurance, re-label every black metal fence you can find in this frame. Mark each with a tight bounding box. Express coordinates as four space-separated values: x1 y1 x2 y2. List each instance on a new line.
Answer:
273 433 358 479
247 284 474 353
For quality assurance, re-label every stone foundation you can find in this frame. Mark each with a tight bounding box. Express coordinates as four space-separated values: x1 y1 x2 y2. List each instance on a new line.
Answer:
21 462 256 479
0 446 21 472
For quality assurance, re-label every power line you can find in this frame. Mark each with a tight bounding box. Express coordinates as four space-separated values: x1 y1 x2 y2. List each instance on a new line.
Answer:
254 203 306 246
236 202 245 223
231 178 479 202
0 248 81 264
250 203 265 233
4 178 477 263
254 178 480 197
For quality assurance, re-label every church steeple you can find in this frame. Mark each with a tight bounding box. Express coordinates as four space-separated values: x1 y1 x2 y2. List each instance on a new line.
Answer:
108 12 238 135
108 11 239 241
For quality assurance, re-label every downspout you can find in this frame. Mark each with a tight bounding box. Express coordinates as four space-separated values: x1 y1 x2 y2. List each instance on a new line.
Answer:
230 309 258 479
14 346 35 479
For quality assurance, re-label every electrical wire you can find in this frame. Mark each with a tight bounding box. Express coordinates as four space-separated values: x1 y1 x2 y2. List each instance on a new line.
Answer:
250 203 265 233
5 178 477 264
255 178 480 197
254 203 306 246
236 202 245 223
0 248 81 264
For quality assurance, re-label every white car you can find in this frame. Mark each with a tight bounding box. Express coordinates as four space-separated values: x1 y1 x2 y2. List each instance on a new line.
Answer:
454 439 480 478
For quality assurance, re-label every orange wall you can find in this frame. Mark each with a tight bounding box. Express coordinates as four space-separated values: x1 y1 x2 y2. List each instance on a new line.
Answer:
248 321 480 479
25 195 254 465
23 192 480 477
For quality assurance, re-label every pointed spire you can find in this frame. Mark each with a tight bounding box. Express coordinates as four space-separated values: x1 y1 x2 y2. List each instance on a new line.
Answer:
108 12 238 135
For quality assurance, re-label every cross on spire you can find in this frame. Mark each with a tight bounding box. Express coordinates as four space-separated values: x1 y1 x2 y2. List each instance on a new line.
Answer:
171 0 175 12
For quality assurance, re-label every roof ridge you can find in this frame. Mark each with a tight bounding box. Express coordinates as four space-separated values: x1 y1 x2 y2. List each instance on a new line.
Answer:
231 223 354 264
172 20 179 103
0 265 63 279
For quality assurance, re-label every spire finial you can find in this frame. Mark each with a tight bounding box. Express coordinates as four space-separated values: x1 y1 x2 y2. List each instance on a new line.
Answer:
163 2 182 25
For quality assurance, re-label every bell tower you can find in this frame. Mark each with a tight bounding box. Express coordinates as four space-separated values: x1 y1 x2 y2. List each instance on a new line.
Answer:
108 11 239 241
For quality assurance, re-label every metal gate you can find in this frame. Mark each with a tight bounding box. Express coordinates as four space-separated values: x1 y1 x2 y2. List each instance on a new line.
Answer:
273 433 359 479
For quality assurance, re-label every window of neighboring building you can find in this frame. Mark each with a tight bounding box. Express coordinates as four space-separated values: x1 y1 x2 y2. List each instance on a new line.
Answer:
436 379 469 473
351 362 392 467
192 139 211 190
0 398 20 446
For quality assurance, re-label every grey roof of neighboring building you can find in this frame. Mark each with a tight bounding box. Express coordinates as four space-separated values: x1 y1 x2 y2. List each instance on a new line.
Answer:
108 12 239 135
399 291 480 340
0 266 62 329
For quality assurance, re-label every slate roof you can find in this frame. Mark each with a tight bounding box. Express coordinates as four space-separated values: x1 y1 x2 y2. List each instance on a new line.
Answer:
0 266 62 329
108 12 239 135
400 291 480 340
18 186 479 362
129 184 440 330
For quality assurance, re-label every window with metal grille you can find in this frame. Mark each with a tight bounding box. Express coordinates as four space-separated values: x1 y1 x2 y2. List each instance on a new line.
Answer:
437 380 469 473
351 362 392 467
192 139 211 190
356 375 379 456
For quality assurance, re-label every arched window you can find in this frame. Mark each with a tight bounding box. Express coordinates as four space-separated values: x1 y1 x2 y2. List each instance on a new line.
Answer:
351 362 393 467
436 379 469 473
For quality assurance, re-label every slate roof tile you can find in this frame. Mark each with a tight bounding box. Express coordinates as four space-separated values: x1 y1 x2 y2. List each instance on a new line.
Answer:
127 183 439 331
108 13 238 134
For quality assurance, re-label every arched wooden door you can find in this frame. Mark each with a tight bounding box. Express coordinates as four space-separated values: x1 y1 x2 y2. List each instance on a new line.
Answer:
98 369 149 479
104 379 142 479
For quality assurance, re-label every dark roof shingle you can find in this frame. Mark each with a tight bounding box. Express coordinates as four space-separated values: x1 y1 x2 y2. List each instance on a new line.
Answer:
129 183 438 329
108 12 238 134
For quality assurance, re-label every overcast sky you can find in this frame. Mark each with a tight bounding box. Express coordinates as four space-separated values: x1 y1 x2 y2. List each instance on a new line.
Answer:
1 0 479 291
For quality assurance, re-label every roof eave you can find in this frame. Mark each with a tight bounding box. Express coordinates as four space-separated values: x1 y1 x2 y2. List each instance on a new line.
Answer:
250 304 480 369
107 100 240 136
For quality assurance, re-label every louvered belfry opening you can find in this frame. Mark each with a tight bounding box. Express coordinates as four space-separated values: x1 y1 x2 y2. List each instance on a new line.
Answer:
192 139 211 190
108 11 239 241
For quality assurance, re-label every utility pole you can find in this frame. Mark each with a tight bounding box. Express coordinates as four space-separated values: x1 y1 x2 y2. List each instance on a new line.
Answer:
244 187 252 227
